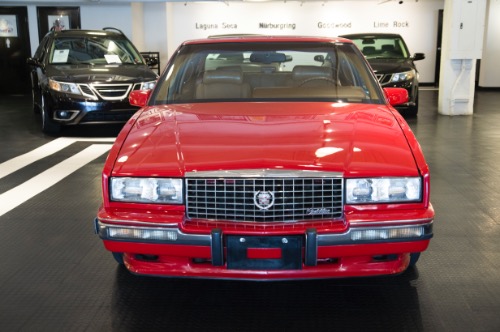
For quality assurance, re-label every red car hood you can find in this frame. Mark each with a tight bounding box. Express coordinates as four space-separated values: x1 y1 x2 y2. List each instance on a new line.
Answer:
111 102 418 177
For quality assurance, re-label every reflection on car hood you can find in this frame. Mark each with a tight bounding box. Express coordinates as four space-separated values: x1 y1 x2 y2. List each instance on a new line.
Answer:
367 59 414 75
111 102 418 178
46 64 157 83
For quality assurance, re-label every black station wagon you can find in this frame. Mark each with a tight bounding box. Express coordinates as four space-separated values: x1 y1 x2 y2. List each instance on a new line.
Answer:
27 28 158 135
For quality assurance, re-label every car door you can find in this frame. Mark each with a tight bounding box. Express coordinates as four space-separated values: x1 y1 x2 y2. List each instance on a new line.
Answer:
28 35 51 111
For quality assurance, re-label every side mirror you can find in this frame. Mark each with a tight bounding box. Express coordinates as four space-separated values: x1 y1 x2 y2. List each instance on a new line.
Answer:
412 53 425 61
129 89 152 107
384 87 409 106
27 57 40 66
314 55 325 64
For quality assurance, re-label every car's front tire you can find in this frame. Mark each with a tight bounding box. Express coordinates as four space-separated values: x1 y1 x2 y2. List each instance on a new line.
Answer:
41 96 61 136
409 252 421 266
112 252 124 265
31 75 40 114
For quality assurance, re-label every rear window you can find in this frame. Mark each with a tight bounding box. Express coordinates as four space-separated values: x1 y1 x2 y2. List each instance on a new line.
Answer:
151 41 384 105
348 36 410 59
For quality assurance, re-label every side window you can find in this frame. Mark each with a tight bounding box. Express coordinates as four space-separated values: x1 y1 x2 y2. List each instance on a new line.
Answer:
34 36 50 62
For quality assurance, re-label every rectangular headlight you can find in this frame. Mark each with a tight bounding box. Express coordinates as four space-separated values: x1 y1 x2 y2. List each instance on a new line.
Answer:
345 177 421 204
110 177 183 204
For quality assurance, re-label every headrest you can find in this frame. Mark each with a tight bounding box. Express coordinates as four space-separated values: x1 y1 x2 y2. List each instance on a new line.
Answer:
292 66 333 80
203 70 243 84
362 46 376 54
381 44 395 52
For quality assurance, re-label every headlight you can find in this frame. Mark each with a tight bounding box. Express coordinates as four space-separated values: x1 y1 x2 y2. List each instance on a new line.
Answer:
110 177 183 204
390 70 415 83
140 81 156 90
49 79 82 95
345 177 421 204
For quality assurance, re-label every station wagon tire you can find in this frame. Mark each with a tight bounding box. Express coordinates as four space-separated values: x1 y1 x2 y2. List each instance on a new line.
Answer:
409 252 421 266
112 252 124 265
31 76 40 114
41 96 61 136
406 94 419 117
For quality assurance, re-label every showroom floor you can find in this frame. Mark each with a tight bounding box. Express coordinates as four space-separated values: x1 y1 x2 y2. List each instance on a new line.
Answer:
0 89 499 331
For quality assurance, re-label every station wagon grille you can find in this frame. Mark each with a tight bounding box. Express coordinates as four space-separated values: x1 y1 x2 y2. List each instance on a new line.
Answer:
186 177 343 222
91 83 132 100
376 73 392 84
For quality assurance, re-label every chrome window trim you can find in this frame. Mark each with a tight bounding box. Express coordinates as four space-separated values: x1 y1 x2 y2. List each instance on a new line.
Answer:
185 169 343 178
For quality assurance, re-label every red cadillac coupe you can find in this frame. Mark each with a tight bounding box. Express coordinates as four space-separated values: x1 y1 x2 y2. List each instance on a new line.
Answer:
95 35 434 280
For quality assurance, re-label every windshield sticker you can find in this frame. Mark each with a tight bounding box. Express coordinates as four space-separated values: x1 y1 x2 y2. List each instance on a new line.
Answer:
104 54 122 64
52 49 69 63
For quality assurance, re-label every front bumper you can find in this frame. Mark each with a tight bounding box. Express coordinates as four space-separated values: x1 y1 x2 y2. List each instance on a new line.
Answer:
49 96 138 125
95 217 433 280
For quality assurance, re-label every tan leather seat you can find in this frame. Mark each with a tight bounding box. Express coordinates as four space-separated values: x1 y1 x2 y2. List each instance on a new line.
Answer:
195 69 251 99
289 65 335 87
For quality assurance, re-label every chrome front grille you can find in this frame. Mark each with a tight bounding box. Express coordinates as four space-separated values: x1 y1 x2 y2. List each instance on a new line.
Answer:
186 173 343 222
376 73 392 84
91 83 132 100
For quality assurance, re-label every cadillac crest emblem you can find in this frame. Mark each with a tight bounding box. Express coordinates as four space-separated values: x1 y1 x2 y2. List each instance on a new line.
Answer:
253 190 275 210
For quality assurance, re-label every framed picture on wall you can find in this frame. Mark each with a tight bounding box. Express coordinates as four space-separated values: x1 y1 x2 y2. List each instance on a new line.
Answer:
37 7 80 41
0 14 18 37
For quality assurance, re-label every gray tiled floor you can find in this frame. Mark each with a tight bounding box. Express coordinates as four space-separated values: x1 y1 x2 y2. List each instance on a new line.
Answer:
0 90 499 331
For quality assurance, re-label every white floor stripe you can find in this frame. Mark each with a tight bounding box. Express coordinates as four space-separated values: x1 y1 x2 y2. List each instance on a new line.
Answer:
0 138 75 179
68 137 116 143
0 137 115 180
0 144 112 217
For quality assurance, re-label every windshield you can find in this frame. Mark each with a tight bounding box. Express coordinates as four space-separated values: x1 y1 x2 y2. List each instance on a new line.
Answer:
49 35 145 65
151 41 384 104
348 36 410 60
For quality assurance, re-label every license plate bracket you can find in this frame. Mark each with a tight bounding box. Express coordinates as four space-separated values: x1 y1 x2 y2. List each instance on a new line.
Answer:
226 235 302 270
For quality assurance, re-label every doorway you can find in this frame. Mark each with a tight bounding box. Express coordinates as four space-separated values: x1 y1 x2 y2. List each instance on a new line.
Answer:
0 6 31 94
434 9 443 87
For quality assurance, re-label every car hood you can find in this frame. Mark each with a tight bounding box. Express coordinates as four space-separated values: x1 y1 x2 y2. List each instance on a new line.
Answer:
367 58 414 75
111 102 418 178
46 64 157 84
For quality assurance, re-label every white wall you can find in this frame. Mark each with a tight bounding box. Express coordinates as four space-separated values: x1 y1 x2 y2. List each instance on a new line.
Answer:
142 2 169 70
26 3 134 56
478 0 500 87
16 0 500 87
80 4 133 36
131 2 145 51
168 1 443 83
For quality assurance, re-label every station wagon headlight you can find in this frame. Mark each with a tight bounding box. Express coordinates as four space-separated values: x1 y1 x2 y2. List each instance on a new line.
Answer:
345 177 421 204
49 79 82 95
110 177 183 204
390 70 415 83
141 81 156 90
